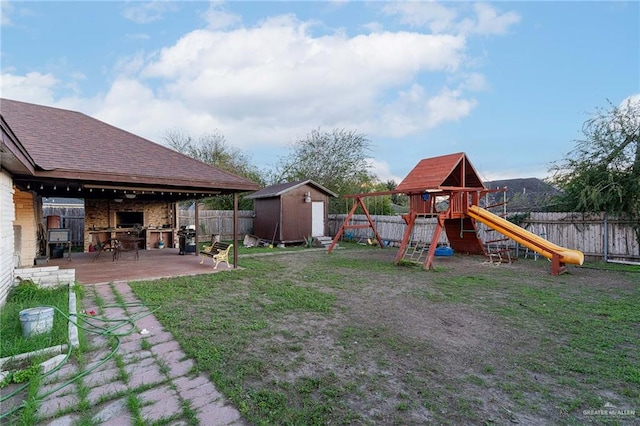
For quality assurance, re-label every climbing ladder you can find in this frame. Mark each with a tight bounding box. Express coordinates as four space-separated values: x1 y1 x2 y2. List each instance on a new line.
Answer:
401 224 430 264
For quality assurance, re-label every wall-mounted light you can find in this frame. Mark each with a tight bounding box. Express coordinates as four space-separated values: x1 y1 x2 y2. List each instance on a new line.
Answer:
304 191 311 203
125 193 136 199
114 198 123 203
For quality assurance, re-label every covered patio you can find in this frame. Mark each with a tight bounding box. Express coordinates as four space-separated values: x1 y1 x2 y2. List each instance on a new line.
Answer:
1 98 261 290
47 249 230 285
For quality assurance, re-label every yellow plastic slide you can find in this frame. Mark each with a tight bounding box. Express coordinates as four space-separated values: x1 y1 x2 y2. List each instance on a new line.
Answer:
467 205 584 265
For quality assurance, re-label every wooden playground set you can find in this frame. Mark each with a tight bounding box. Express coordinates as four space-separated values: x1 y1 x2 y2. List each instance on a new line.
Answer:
328 152 584 275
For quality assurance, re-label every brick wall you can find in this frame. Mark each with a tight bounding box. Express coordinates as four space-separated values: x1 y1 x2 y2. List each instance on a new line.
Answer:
13 188 38 268
13 266 75 289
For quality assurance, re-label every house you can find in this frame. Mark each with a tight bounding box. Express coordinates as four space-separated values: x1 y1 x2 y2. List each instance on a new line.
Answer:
0 98 260 305
245 180 336 244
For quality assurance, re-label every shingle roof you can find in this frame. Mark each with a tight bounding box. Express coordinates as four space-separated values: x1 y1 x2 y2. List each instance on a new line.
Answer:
0 98 259 194
396 152 485 193
246 180 337 199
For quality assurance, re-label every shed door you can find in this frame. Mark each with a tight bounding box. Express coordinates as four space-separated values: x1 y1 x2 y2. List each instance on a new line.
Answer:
311 202 325 237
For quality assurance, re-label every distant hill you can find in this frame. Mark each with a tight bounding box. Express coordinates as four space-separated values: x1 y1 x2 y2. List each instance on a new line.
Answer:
483 178 561 212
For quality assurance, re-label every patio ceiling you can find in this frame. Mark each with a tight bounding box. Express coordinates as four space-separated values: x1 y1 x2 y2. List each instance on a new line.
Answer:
12 177 241 202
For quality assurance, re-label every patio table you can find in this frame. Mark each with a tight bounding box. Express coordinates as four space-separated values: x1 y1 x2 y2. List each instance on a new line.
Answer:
92 238 119 262
114 236 143 261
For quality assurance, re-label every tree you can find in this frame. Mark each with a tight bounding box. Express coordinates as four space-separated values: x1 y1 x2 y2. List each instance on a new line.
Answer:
163 129 264 210
550 97 640 246
384 179 409 211
274 128 376 213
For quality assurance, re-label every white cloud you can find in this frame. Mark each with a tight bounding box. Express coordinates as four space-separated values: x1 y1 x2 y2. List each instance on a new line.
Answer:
458 72 489 92
132 16 469 147
620 93 640 109
382 2 519 35
361 21 384 33
202 1 241 30
382 2 458 34
122 1 178 24
459 3 521 35
0 72 59 104
375 84 477 138
1 1 13 26
368 158 404 183
3 5 518 177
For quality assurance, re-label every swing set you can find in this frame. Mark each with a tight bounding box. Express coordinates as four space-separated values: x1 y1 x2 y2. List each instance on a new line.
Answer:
328 152 583 275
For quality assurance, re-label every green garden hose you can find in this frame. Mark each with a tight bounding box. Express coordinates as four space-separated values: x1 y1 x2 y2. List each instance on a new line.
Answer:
0 302 161 420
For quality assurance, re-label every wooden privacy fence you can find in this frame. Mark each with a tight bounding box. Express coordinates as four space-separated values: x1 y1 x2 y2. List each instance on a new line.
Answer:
328 212 640 261
40 206 639 261
328 214 449 247
43 207 84 248
178 210 254 241
519 212 639 261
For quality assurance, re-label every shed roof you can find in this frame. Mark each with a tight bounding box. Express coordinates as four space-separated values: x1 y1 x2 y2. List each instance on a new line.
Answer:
396 152 486 193
246 179 337 199
0 98 259 199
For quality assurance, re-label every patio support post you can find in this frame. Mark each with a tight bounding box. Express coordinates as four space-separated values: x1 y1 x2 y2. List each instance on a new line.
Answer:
233 192 238 268
194 200 199 255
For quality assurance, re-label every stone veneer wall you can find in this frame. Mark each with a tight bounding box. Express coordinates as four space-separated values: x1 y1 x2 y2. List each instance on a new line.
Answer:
84 199 175 250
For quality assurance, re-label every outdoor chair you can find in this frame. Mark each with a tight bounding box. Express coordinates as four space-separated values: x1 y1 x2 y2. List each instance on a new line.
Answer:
200 242 233 269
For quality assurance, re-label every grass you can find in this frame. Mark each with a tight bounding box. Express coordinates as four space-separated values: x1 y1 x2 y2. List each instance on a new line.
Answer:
198 240 313 255
0 283 87 425
0 280 70 360
129 249 640 425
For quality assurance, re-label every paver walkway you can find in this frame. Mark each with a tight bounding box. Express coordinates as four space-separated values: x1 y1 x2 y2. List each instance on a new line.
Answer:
35 281 245 425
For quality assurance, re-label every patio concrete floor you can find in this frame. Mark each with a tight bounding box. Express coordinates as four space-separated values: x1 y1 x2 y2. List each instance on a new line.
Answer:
46 248 232 285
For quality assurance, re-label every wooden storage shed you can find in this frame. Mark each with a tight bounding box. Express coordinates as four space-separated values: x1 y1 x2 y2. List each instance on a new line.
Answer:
246 180 337 244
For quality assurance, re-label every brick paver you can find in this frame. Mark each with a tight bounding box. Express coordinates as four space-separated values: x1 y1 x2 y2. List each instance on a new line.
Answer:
23 282 245 425
139 386 182 422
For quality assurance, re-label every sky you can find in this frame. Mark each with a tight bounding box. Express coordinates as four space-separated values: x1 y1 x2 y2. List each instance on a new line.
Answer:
1 1 639 184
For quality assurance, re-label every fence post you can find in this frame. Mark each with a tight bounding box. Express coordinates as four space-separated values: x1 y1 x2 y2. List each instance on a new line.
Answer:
603 213 608 262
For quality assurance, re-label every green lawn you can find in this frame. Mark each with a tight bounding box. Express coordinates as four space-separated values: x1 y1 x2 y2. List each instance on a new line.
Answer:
129 246 639 425
0 281 70 360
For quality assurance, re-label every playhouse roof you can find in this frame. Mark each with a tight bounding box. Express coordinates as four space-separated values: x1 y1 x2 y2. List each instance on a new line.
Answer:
246 179 337 199
396 152 486 193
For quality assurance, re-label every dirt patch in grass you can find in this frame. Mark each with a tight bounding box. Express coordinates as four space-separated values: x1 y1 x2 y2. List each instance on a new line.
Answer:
131 247 639 425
